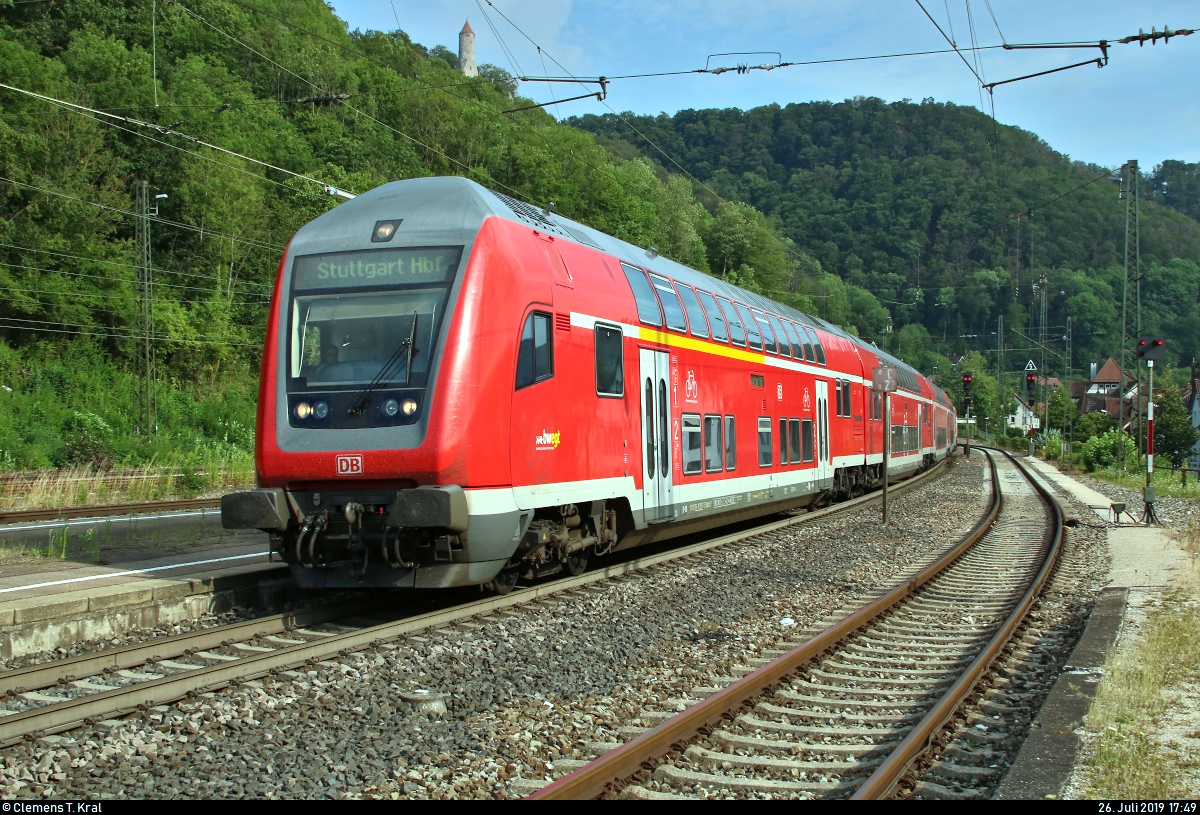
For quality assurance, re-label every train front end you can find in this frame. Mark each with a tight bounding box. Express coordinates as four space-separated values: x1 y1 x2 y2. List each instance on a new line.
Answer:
221 178 522 589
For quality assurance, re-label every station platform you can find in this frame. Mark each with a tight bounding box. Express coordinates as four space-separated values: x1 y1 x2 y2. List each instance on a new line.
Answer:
0 532 288 660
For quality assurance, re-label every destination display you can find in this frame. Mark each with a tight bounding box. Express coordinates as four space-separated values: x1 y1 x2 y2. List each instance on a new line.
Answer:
292 246 461 290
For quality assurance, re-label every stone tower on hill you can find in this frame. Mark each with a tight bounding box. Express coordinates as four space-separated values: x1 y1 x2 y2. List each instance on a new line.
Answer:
458 21 477 77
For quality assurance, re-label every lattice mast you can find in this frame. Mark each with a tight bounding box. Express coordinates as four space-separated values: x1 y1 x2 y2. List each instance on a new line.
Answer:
1117 161 1140 471
134 180 157 436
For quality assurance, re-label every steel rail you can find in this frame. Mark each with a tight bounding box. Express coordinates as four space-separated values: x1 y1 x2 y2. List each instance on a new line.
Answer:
0 498 220 526
851 448 1063 798
0 597 378 697
529 449 1004 800
0 458 949 747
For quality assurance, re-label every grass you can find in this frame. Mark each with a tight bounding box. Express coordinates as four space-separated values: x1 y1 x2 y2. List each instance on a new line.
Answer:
1078 559 1200 798
1083 465 1200 500
0 454 255 511
0 526 72 565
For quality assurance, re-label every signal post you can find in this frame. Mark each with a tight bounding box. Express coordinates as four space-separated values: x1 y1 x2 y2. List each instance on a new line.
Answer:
962 374 973 457
1137 337 1165 524
873 366 898 524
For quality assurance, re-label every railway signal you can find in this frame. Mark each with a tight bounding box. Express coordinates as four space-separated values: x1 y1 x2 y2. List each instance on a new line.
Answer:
1025 374 1036 401
1135 336 1165 361
1138 337 1164 523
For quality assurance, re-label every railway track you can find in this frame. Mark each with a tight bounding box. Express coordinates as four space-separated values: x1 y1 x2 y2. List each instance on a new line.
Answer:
0 458 953 750
530 447 1062 800
0 498 221 526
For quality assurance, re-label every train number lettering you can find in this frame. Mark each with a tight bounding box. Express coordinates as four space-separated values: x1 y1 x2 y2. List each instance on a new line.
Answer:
336 454 364 476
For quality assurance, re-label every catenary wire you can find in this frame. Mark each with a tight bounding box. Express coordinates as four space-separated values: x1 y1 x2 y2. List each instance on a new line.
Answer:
0 244 273 292
0 174 286 253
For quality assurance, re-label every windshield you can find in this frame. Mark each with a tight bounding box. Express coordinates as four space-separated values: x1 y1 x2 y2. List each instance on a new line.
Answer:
292 292 439 387
286 246 461 428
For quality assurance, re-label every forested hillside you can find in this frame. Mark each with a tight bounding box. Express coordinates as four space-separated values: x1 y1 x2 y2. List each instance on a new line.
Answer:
1 0 1197 473
0 0 788 470
572 102 1200 380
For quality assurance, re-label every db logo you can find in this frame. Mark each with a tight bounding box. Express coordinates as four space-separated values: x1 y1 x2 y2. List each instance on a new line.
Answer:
336 454 364 476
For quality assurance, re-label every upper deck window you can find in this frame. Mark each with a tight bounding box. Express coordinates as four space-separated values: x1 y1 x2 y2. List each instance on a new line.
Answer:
675 284 710 339
649 273 688 333
799 323 825 365
736 304 762 350
620 263 662 327
751 309 777 354
767 314 791 358
783 320 806 361
717 296 747 346
695 290 729 342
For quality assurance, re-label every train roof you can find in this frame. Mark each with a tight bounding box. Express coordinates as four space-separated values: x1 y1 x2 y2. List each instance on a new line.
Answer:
330 177 930 395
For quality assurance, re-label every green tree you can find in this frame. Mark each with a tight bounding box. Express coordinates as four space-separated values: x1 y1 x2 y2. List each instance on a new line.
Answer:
1077 410 1117 441
1154 390 1200 467
1046 385 1075 432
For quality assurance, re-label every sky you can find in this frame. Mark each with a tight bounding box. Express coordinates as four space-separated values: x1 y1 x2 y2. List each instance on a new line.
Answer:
330 1 1200 171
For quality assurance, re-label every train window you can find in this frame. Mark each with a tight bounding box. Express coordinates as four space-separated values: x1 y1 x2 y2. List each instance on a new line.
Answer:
682 414 702 475
594 324 623 397
789 418 801 464
704 415 723 472
758 417 772 467
802 418 814 462
645 379 655 478
784 321 807 362
752 309 777 354
842 381 852 417
725 415 737 470
872 390 883 421
620 263 662 327
649 273 688 333
676 284 710 339
695 290 728 343
717 296 747 346
779 417 788 465
767 314 791 358
809 327 827 365
737 304 762 350
835 380 844 418
515 312 553 389
796 322 816 362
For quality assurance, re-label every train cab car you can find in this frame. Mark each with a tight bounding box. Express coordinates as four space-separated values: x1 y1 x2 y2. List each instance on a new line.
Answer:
221 177 957 592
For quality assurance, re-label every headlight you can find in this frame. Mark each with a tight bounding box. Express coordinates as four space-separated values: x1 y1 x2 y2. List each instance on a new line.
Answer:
402 399 418 416
295 402 312 419
313 401 329 419
382 398 400 417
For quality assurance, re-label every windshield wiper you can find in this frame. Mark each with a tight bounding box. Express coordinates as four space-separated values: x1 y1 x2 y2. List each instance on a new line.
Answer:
347 311 419 416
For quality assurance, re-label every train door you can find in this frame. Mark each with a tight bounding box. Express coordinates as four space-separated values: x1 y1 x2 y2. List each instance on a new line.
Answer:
816 380 832 486
639 348 674 523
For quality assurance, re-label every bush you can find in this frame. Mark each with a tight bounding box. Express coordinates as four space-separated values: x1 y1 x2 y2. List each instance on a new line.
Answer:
1081 429 1136 472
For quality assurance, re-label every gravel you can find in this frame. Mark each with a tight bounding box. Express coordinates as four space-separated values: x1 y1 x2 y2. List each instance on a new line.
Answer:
1 591 369 673
1 454 992 799
913 466 1114 799
1071 472 1200 528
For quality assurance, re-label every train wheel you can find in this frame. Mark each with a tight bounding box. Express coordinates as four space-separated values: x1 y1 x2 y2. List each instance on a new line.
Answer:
491 567 520 595
564 550 588 576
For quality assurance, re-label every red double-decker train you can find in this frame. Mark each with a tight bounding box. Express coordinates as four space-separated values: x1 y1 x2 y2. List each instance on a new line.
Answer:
222 177 956 592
